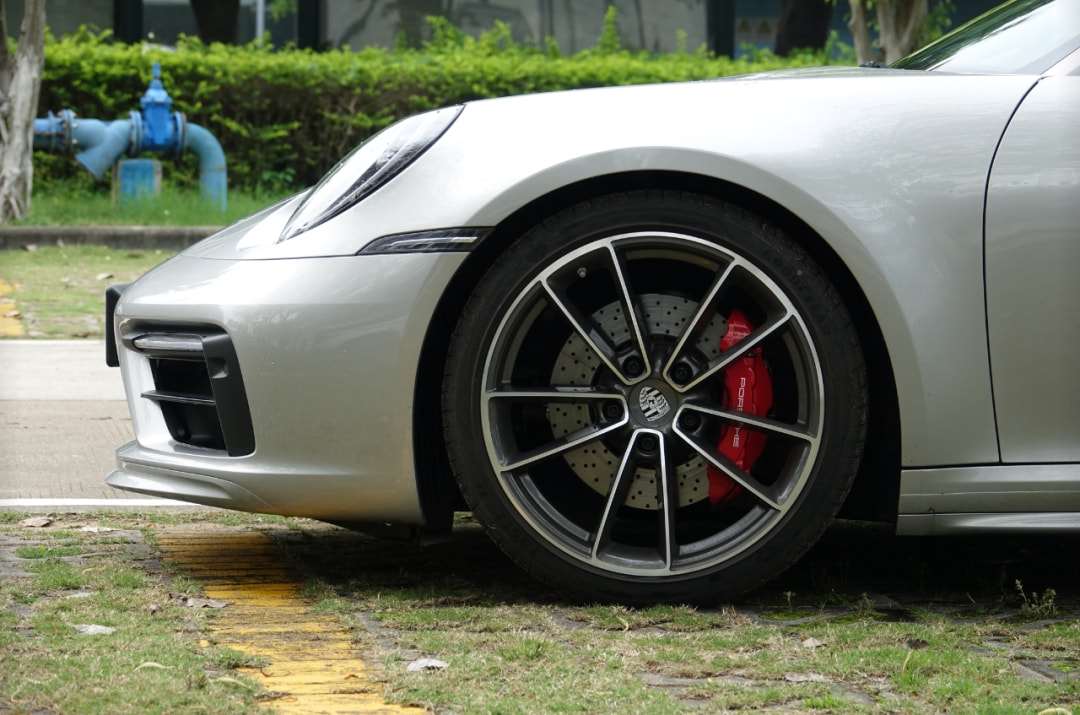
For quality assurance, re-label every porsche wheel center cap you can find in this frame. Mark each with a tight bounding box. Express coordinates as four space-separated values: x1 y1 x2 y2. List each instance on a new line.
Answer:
633 382 676 426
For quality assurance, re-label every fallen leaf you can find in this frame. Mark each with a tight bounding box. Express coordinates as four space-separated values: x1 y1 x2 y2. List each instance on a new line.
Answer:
407 658 449 672
19 517 52 528
4 310 21 319
801 637 826 649
74 624 116 635
96 272 115 281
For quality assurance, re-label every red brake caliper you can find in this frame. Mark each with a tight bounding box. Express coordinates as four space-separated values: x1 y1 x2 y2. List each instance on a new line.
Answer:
707 308 773 506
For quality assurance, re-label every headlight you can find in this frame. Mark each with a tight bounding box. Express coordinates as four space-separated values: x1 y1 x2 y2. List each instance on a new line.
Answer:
280 105 463 241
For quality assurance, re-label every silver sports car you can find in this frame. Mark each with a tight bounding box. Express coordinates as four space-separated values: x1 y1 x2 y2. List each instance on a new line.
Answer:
107 0 1080 603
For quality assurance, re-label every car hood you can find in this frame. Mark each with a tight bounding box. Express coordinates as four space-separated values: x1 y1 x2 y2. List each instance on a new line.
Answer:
182 66 1038 261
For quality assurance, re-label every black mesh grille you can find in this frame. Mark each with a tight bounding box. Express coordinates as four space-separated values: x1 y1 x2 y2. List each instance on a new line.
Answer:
125 328 255 456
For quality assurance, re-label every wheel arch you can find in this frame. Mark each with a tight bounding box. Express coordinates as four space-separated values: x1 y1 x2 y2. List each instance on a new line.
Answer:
411 170 901 528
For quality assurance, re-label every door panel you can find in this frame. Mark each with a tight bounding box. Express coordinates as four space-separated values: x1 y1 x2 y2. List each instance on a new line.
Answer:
986 76 1080 462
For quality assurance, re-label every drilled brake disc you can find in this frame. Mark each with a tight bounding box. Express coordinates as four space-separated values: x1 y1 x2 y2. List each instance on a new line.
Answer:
548 294 728 510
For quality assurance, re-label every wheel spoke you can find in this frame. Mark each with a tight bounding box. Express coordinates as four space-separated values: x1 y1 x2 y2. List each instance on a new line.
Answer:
538 243 648 385
682 311 793 392
484 388 627 471
710 462 782 511
663 259 737 377
497 423 625 472
540 281 629 381
591 434 643 560
681 434 784 510
656 431 677 570
606 243 652 375
485 387 626 404
677 404 818 445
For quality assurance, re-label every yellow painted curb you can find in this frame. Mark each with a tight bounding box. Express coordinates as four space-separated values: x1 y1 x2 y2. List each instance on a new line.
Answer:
157 530 422 714
0 279 24 337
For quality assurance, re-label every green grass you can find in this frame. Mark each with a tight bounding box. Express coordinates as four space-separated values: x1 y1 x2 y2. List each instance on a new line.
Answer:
2 513 1078 714
1 245 175 338
0 514 265 714
10 178 290 227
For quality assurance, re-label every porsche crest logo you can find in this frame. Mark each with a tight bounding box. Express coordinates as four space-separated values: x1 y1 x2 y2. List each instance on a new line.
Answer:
638 386 671 422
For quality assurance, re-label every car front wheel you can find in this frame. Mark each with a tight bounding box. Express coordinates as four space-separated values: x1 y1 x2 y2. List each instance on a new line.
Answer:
444 191 867 603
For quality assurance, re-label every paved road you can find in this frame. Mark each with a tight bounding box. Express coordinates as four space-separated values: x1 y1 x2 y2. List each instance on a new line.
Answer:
0 340 190 508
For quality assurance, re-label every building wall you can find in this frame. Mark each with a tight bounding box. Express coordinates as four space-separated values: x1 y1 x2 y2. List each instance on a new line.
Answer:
4 0 112 37
7 0 1002 56
325 1 710 55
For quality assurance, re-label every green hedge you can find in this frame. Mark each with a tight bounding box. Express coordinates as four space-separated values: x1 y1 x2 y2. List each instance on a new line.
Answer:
38 18 849 193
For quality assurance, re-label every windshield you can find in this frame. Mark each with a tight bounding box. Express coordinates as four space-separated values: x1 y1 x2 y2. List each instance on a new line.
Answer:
893 0 1080 74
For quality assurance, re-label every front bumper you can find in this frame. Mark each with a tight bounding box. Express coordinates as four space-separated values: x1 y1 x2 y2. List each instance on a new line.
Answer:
106 249 467 523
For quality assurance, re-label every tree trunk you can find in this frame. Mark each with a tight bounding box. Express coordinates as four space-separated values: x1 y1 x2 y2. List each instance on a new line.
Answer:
849 0 929 66
774 0 833 56
0 0 47 223
877 0 928 63
847 0 875 64
190 0 240 44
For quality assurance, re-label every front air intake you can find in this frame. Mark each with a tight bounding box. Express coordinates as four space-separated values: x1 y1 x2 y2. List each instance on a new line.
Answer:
125 329 255 456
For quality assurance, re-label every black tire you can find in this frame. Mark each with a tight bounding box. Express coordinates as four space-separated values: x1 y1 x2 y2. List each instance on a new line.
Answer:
443 191 867 604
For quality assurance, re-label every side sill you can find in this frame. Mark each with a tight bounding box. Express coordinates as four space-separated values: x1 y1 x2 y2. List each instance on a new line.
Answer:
897 512 1080 535
897 463 1080 535
898 463 1080 514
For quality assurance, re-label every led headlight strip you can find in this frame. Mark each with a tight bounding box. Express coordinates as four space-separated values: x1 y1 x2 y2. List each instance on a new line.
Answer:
280 105 463 241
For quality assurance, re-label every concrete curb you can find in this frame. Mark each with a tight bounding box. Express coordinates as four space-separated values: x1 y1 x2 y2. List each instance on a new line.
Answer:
0 225 221 251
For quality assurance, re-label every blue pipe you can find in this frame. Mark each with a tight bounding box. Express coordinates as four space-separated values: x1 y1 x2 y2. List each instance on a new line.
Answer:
183 123 227 212
32 110 72 153
75 120 134 181
33 63 228 211
33 111 133 181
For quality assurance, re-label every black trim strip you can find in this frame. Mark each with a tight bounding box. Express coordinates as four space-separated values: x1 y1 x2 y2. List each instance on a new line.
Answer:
104 284 130 367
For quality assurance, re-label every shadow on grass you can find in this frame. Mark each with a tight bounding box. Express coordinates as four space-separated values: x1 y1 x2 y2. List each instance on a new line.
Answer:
266 518 1080 614
770 521 1080 614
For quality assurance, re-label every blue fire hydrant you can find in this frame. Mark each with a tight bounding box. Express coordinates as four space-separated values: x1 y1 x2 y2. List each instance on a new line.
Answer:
34 62 227 211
